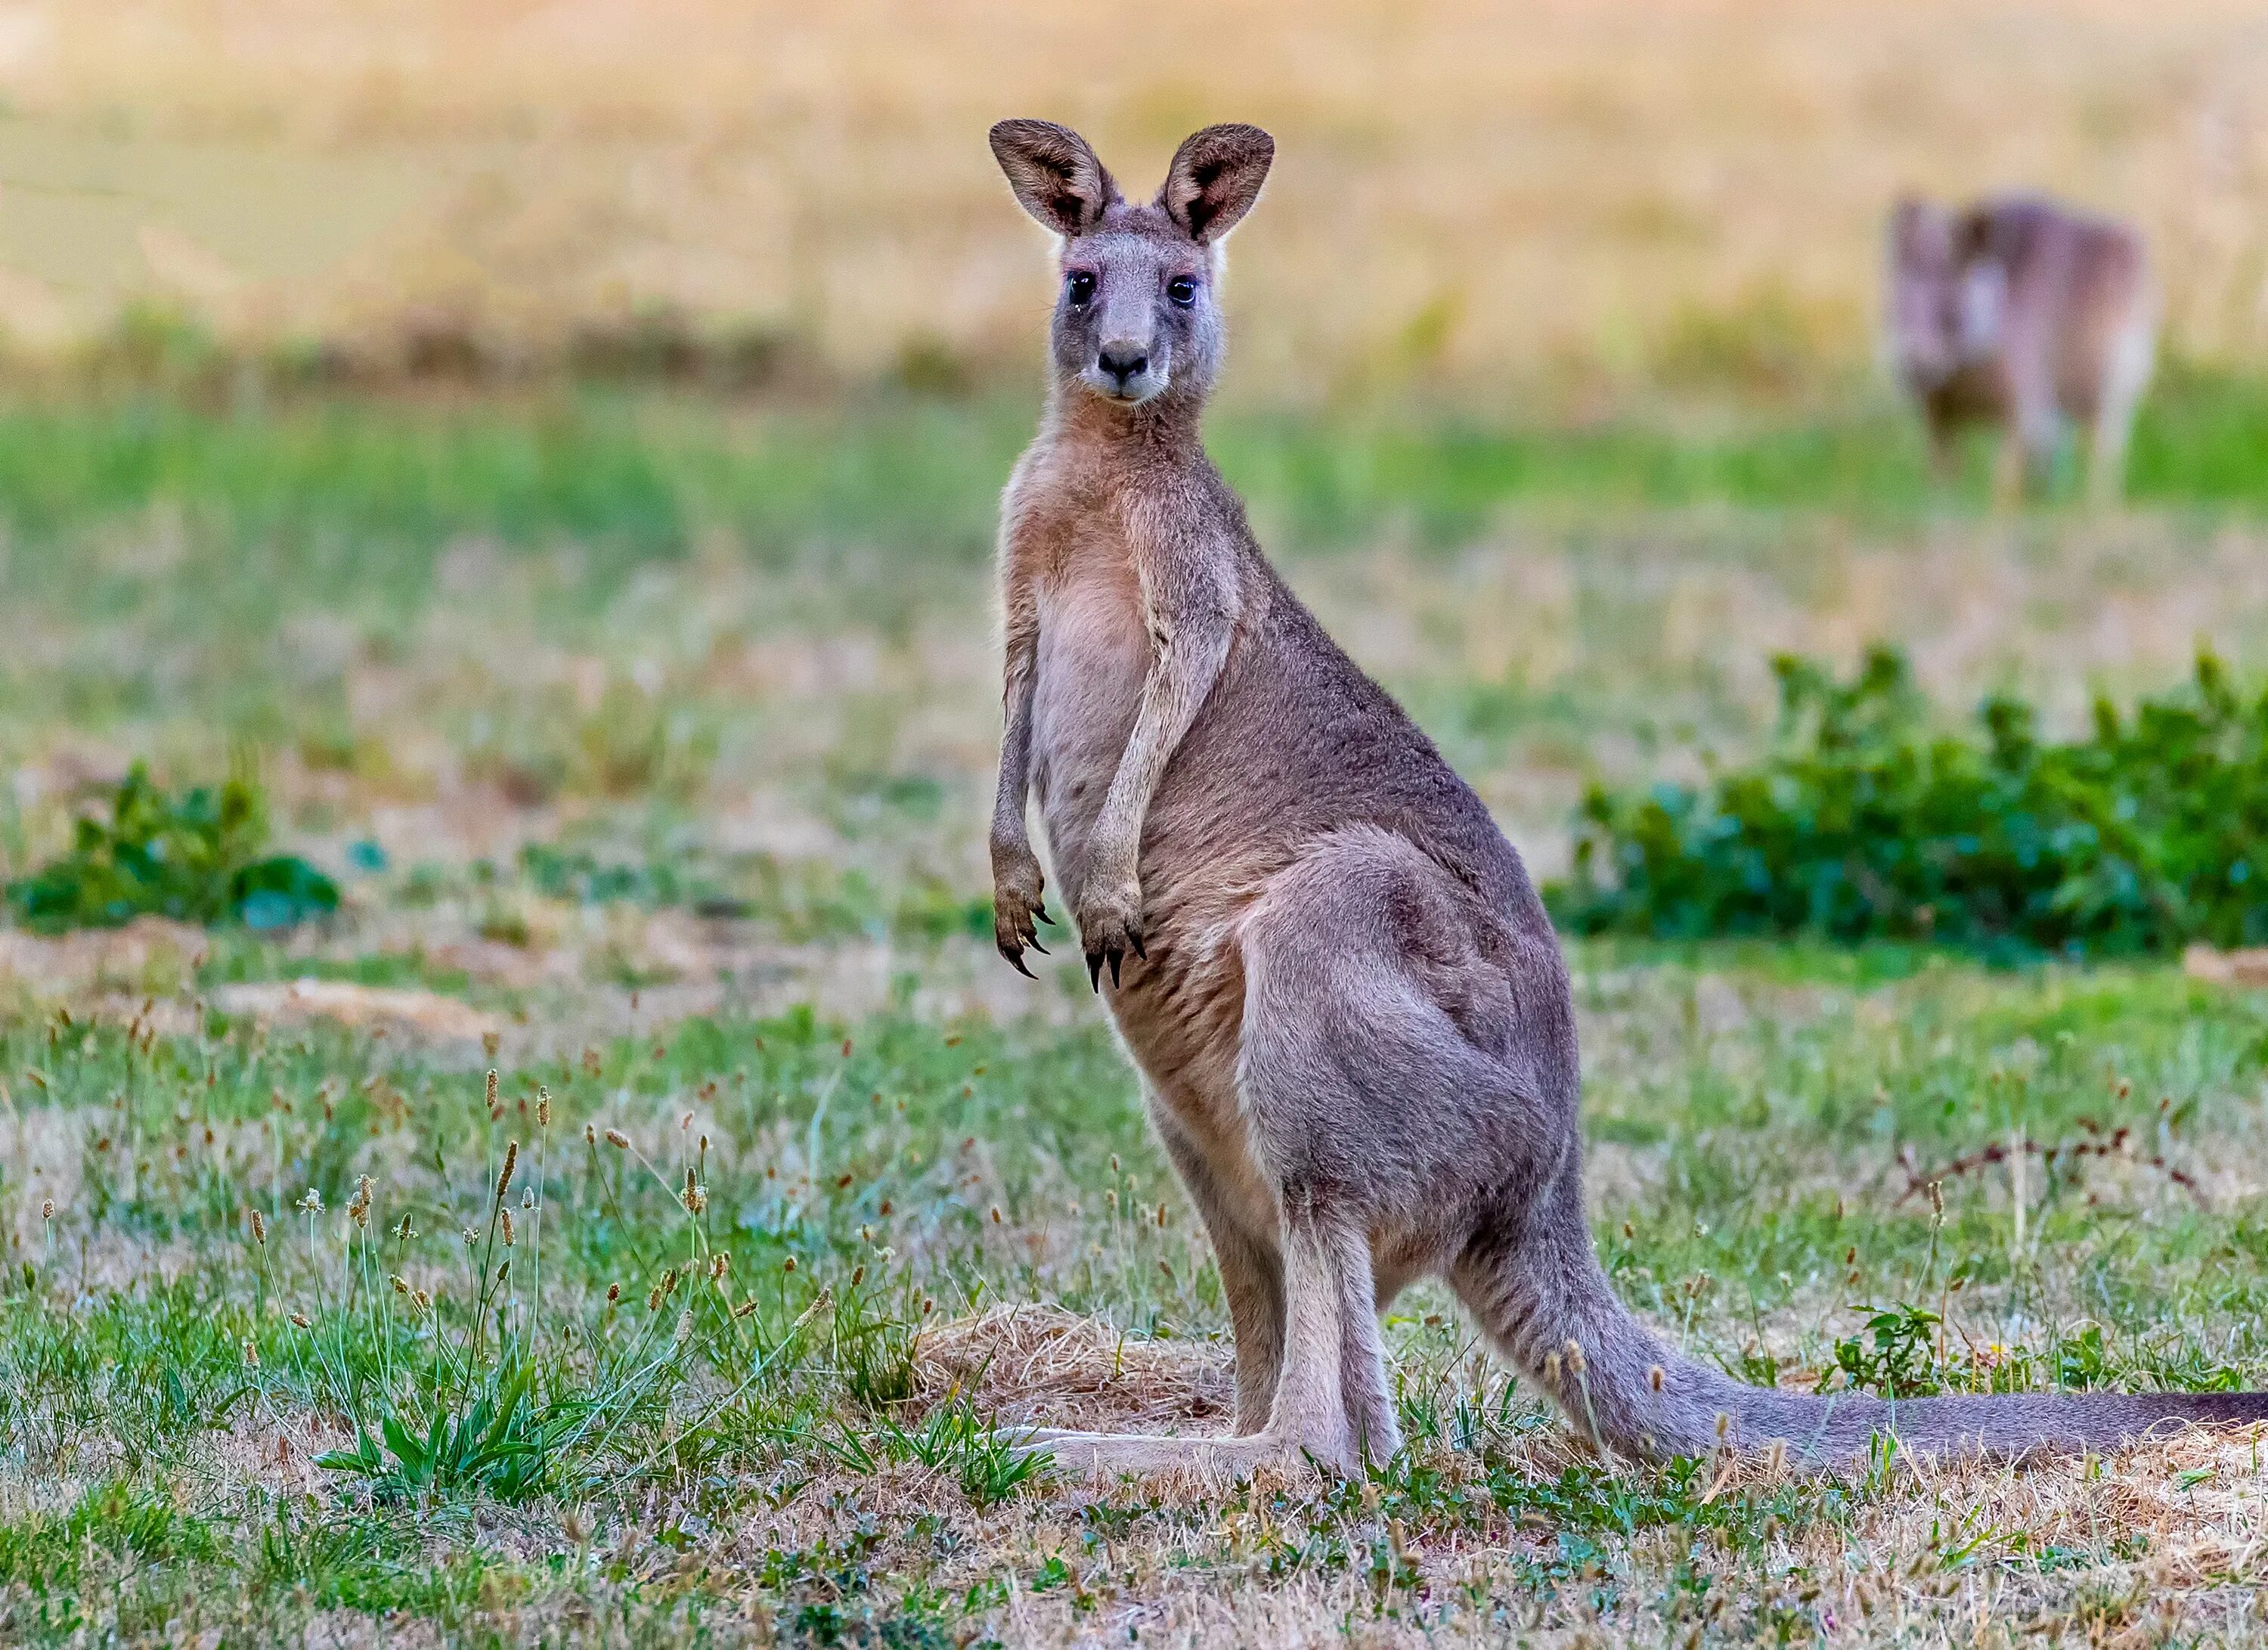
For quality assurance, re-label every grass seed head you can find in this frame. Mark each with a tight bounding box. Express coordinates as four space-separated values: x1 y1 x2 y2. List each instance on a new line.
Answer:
290 1310 310 1329
734 1298 757 1317
782 1255 796 1272
501 1208 515 1246
296 1187 323 1214
606 1282 621 1301
1564 1338 1586 1376
1649 1364 1665 1391
537 1087 550 1127
40 1199 53 1221
485 1069 499 1110
606 1128 630 1149
249 1209 266 1244
494 1140 518 1207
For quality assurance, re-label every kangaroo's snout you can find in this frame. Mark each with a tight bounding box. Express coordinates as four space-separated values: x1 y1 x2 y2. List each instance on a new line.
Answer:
1095 341 1154 399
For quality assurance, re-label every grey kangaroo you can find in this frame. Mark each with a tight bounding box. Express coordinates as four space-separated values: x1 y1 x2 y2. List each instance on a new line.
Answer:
1886 192 2155 506
987 119 2263 1476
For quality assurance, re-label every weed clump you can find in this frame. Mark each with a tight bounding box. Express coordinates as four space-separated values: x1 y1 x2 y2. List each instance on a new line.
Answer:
1553 647 2268 957
5 765 338 934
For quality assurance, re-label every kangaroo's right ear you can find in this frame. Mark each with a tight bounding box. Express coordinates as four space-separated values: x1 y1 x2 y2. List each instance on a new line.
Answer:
989 119 1117 237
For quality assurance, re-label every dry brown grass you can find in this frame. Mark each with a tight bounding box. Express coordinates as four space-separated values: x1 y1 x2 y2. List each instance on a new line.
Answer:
5 1 2268 392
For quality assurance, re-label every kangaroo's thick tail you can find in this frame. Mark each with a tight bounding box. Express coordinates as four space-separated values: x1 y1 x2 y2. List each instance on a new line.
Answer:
1452 1177 2268 1465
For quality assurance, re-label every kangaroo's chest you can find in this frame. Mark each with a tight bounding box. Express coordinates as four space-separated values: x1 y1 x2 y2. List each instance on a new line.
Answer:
1029 531 1149 897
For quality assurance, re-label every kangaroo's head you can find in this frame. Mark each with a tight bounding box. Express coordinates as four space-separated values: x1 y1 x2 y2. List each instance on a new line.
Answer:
1886 195 2004 388
989 119 1273 413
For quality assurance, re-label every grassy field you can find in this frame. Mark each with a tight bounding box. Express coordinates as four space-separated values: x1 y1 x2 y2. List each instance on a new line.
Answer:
12 8 2268 1644
2 376 2268 1646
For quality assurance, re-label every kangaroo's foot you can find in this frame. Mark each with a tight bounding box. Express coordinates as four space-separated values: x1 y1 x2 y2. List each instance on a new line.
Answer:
1009 1424 1350 1479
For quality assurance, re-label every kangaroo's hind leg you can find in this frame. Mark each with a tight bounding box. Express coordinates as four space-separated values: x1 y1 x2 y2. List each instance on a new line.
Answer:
1020 829 1566 1479
1154 1101 1285 1434
1012 1196 1368 1478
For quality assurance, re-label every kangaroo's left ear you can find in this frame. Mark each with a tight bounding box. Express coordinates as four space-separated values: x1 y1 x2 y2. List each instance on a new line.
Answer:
1159 124 1275 243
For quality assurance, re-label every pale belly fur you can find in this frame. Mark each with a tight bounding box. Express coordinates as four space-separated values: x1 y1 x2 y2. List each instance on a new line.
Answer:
1026 562 1281 1244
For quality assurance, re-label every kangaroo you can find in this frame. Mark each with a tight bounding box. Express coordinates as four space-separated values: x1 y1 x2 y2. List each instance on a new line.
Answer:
1886 192 2156 507
986 119 2265 1477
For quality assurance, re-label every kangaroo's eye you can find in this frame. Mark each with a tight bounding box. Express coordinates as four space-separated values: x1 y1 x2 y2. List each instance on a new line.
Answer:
1167 275 1199 307
1065 271 1096 306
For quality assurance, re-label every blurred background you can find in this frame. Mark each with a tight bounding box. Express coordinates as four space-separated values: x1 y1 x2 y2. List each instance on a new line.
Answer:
6 1 2268 396
5 0 2268 1016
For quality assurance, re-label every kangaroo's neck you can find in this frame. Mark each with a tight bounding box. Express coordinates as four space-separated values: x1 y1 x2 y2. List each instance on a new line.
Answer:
1040 383 1208 467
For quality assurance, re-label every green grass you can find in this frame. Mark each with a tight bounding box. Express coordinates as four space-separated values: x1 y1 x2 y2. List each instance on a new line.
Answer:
6 951 2267 1642
1 365 2263 635
7 374 2268 1643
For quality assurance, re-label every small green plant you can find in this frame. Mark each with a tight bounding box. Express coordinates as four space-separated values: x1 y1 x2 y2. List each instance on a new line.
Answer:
1830 1303 1947 1398
5 764 337 934
318 1361 559 1501
1553 647 2268 957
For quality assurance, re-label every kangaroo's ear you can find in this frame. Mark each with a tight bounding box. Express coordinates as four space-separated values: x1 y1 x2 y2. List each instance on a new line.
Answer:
1888 195 1948 262
990 119 1117 237
1159 124 1274 243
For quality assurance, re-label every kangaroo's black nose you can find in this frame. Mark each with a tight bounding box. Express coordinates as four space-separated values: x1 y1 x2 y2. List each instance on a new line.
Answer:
1098 345 1148 386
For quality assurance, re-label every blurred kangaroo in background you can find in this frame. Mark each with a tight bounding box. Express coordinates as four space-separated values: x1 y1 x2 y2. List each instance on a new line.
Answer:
986 119 2263 1478
1887 193 2155 506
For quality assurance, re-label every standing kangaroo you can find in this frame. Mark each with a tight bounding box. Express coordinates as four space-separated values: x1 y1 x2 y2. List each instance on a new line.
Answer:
987 119 2264 1476
1886 193 2156 507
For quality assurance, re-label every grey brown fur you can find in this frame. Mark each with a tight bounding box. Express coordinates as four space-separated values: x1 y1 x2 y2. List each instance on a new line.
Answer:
1886 192 2156 505
987 119 2263 1477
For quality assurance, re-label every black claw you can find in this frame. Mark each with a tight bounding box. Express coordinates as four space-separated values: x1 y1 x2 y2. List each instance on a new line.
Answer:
1086 953 1104 992
1108 949 1123 988
1007 949 1035 979
1129 932 1147 960
1035 903 1056 926
1027 935 1049 954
